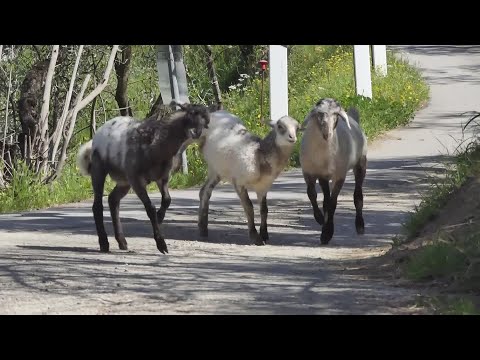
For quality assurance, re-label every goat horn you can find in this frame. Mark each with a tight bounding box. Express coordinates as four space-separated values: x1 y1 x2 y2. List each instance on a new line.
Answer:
339 109 351 130
169 100 187 110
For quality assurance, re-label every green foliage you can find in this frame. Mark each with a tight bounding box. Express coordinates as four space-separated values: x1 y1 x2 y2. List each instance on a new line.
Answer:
403 144 480 239
0 157 114 213
405 242 468 280
223 45 429 167
0 45 429 213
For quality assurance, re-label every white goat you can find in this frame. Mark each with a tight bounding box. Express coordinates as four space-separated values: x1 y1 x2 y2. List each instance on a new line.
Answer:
300 98 367 244
198 110 300 245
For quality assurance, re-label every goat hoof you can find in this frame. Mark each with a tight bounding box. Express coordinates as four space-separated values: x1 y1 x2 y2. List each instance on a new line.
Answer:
156 239 168 254
252 234 266 246
356 218 365 235
199 226 208 237
99 239 109 252
118 242 128 250
320 232 332 245
320 237 331 245
260 230 269 242
99 245 110 253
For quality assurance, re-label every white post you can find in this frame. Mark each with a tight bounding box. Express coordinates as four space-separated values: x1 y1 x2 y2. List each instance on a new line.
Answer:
156 45 188 174
269 45 288 120
353 45 373 99
372 45 387 76
167 46 188 174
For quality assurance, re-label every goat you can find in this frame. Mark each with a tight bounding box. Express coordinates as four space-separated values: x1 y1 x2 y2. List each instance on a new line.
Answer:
77 102 210 254
299 98 367 244
197 110 300 245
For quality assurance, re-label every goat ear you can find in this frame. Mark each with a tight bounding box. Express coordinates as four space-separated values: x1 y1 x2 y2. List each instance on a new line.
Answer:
338 109 351 129
299 115 311 131
169 100 188 111
299 121 308 131
262 118 276 128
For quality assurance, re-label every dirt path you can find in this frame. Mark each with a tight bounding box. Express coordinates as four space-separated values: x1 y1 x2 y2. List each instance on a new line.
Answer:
2 45 480 314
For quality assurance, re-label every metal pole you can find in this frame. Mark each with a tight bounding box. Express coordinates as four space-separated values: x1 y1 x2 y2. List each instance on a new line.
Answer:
168 45 188 174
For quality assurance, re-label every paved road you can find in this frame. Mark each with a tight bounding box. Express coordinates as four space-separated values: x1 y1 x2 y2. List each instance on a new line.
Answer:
1 45 479 314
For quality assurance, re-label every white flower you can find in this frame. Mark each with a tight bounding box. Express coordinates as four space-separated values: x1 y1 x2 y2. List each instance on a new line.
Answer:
228 85 237 90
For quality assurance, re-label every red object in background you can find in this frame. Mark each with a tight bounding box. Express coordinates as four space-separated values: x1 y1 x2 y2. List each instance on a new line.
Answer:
259 59 268 71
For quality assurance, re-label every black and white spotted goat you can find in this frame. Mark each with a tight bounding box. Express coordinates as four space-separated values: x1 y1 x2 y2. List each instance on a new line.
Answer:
77 102 210 254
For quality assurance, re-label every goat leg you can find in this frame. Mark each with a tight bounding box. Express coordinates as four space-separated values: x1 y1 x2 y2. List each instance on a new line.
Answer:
198 174 220 237
108 184 131 250
258 193 269 242
321 178 344 245
234 182 264 246
130 178 168 254
304 173 324 225
91 154 109 252
318 178 331 220
156 176 172 224
353 156 367 235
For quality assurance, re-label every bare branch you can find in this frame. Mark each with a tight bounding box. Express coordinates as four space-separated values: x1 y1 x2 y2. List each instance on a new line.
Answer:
32 45 42 61
35 46 60 175
75 45 119 112
52 74 91 181
50 45 84 162
0 64 11 188
204 45 223 109
114 45 133 116
1 67 12 162
38 45 60 141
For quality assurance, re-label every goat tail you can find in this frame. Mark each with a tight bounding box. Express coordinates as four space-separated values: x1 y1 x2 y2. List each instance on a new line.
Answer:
77 140 93 176
347 107 360 124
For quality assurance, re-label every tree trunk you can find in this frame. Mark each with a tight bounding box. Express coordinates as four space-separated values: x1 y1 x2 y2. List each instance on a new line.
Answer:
37 45 60 175
203 45 223 110
90 96 97 138
114 45 133 117
50 45 84 163
17 58 49 160
46 45 119 183
239 45 256 75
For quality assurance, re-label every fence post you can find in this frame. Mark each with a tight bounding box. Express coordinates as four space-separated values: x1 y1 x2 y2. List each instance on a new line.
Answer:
269 45 289 121
372 45 387 76
353 45 373 98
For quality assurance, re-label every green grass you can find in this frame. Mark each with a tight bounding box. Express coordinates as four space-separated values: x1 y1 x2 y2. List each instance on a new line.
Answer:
405 242 468 281
417 295 479 315
396 121 480 315
0 159 113 213
402 226 480 315
403 144 480 239
224 45 429 167
0 45 429 213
